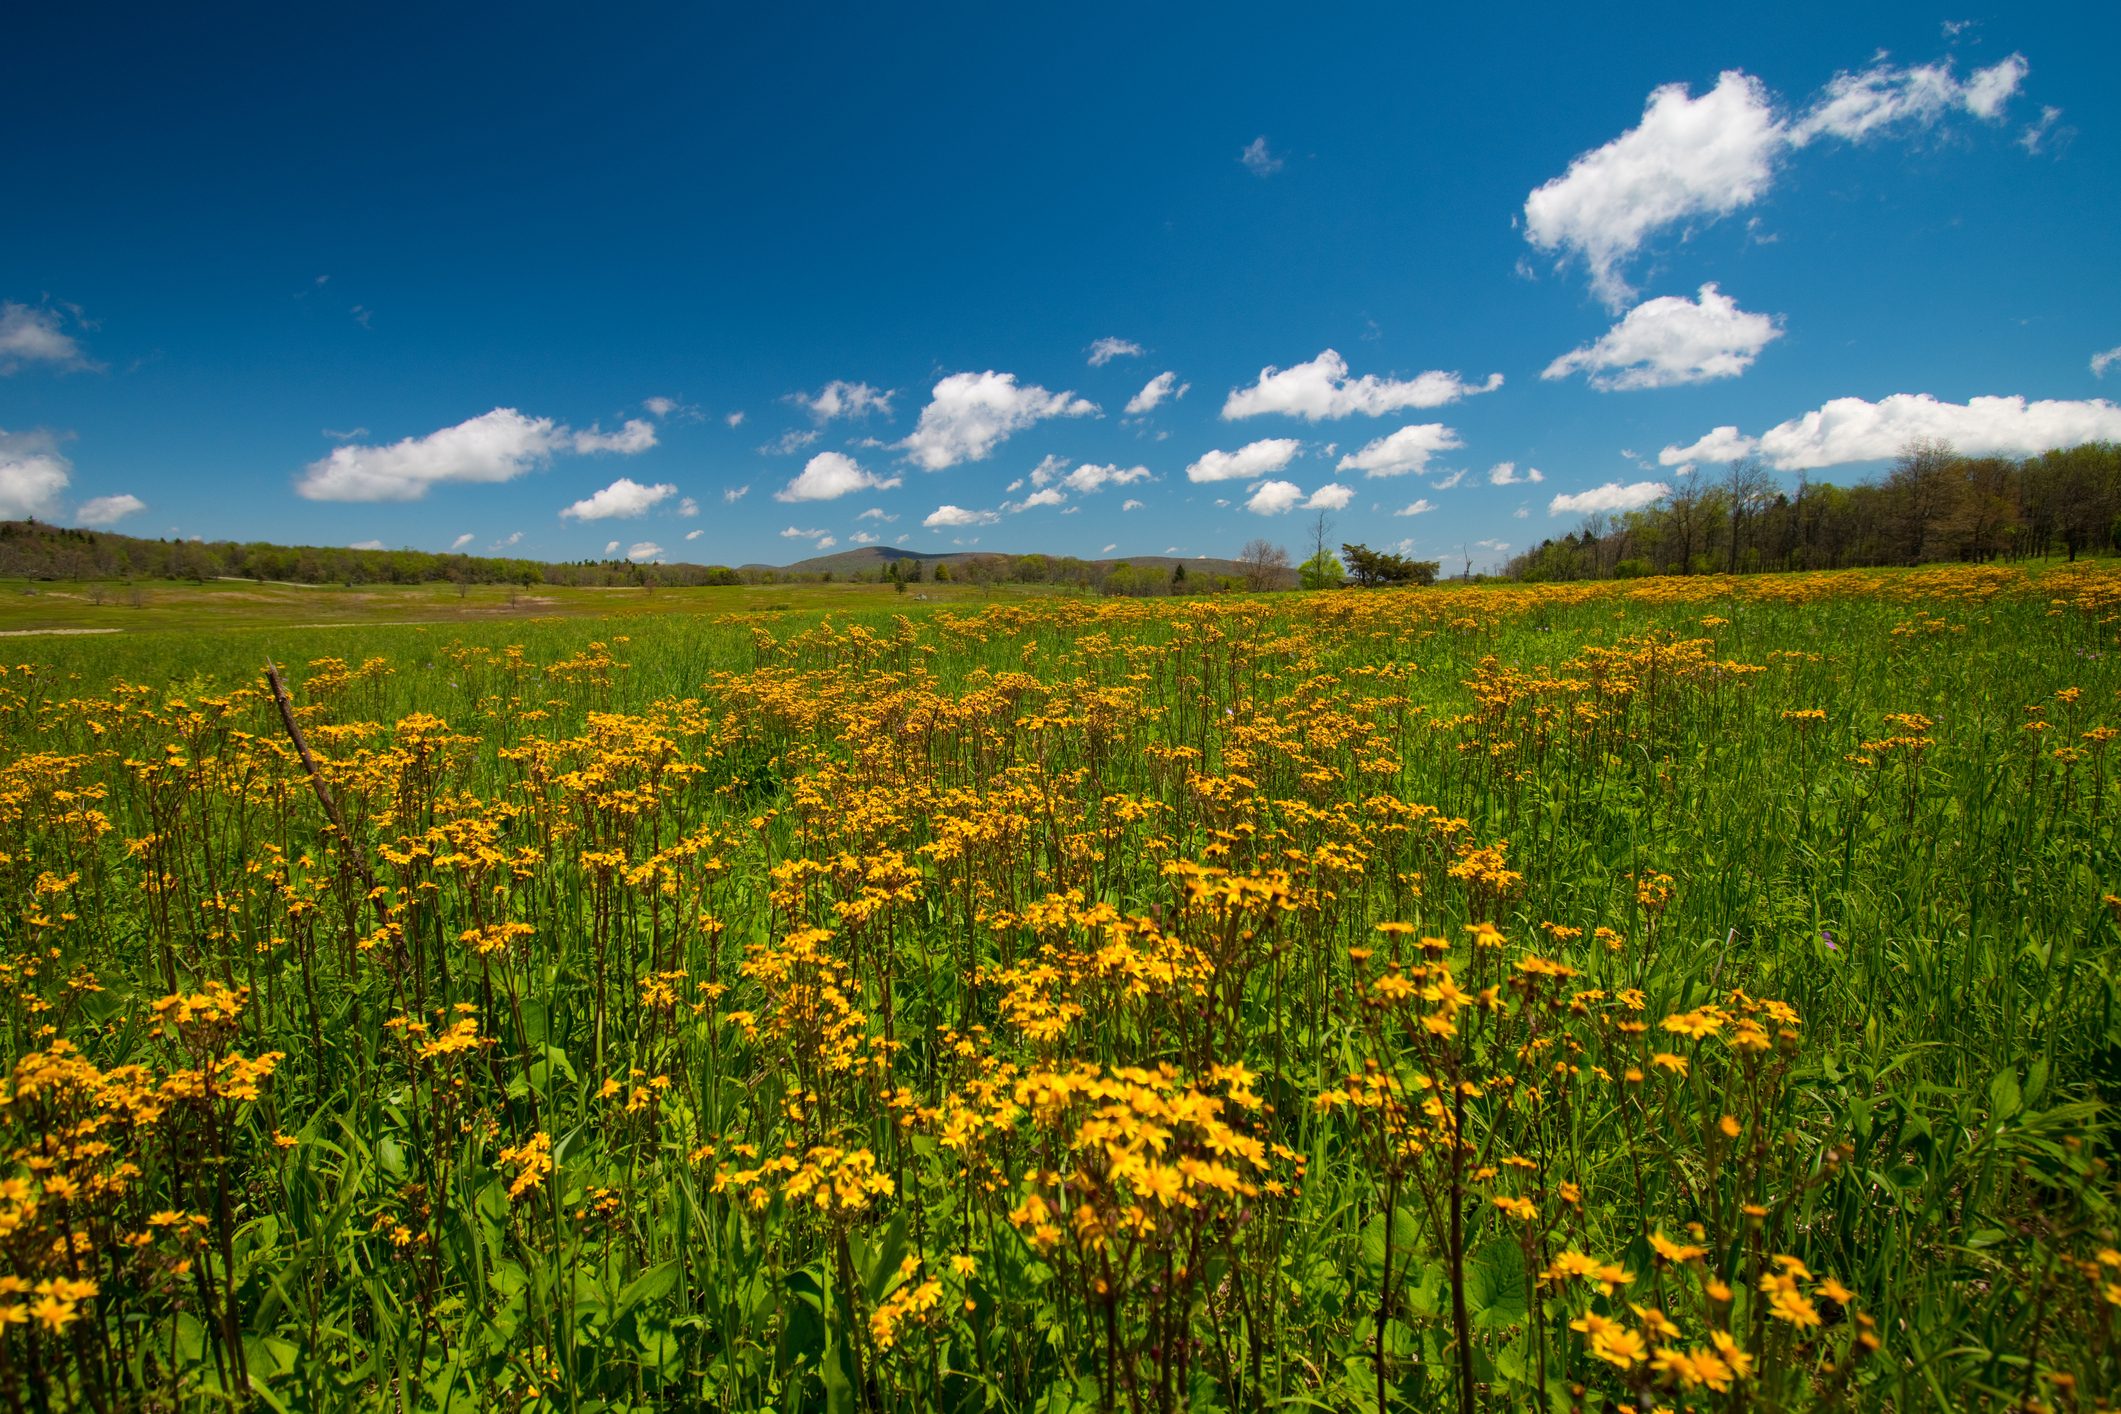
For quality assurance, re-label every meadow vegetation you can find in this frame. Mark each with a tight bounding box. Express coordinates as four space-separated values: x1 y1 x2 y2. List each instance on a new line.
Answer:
1 565 2119 1411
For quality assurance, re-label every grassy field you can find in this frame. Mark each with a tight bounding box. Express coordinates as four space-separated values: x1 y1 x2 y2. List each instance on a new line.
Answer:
2 564 2119 1412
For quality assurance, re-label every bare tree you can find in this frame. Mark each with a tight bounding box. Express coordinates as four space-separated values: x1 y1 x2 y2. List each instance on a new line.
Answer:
1236 537 1291 591
1722 457 1776 573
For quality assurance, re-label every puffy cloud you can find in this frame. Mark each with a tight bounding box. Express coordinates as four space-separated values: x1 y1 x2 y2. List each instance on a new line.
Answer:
1245 480 1305 515
604 540 621 555
451 533 475 550
686 529 704 540
1125 371 1187 415
1665 393 2121 471
814 536 837 550
677 497 698 517
1223 350 1501 421
0 429 72 519
1335 424 1462 478
1395 498 1435 517
626 542 664 563
0 302 97 374
1240 136 1284 177
1063 462 1151 493
1305 483 1356 510
1487 462 1545 485
851 530 878 544
1121 498 1145 511
724 484 750 502
899 371 1098 470
75 493 145 527
561 477 678 520
1186 438 1303 483
923 504 1001 528
725 411 746 427
297 407 650 502
2093 347 2121 378
1658 425 1757 465
643 396 680 417
789 380 895 421
1527 56 2037 307
1014 487 1067 510
1087 338 1143 366
1543 284 1783 390
1548 480 1671 516
775 451 902 502
856 507 897 522
1525 72 1782 308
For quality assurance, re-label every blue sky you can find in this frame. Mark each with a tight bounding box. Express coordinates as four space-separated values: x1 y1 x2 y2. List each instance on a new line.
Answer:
4 3 2118 570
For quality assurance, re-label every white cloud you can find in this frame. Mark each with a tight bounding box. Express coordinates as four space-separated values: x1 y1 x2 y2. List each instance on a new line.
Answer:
899 371 1098 470
349 539 386 551
0 429 72 519
1015 487 1067 510
297 407 650 502
780 525 825 539
493 531 523 550
1240 136 1284 176
1432 468 1468 490
643 396 679 417
450 532 475 550
775 451 902 502
561 477 678 520
570 419 658 454
1102 543 1118 554
626 541 664 563
322 427 368 441
1187 438 1303 483
1245 480 1305 515
1658 425 1758 465
0 302 97 374
686 529 703 541
76 493 145 527
857 506 897 522
604 539 621 555
1224 349 1501 420
725 411 745 427
1125 371 1187 415
1527 56 2036 308
761 428 822 455
1548 480 1671 516
1063 462 1151 493
1666 392 2121 471
1088 338 1143 366
790 380 895 421
923 504 1001 528
1335 424 1462 478
2093 347 2121 378
1026 455 1069 486
1513 506 1530 519
1487 462 1545 486
724 484 749 503
1121 498 1144 511
1305 483 1356 510
815 536 837 550
1395 498 1435 517
1543 284 1784 390
677 496 698 517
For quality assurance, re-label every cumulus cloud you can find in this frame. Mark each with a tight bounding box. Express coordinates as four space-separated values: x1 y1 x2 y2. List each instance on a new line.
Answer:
851 530 878 544
1335 424 1463 478
1662 393 2121 471
1543 284 1784 390
725 411 746 427
1014 487 1067 510
1121 498 1144 511
1240 136 1284 177
1061 462 1152 493
2093 347 2121 378
1125 371 1187 415
677 497 698 517
1245 480 1305 515
561 477 678 520
789 380 895 421
1526 55 2036 307
1224 350 1501 421
296 407 651 502
724 485 750 503
923 504 1001 528
0 429 73 520
0 302 98 374
1395 498 1435 517
899 372 1098 470
626 542 664 562
1487 462 1545 486
1305 483 1356 510
75 493 145 527
775 451 902 502
1186 438 1303 483
1549 480 1671 516
1088 338 1143 366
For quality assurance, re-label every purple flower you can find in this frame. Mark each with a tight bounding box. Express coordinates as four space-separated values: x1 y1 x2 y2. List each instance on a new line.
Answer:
1820 929 1838 952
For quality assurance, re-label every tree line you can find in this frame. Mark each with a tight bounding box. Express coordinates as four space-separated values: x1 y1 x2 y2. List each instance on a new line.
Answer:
1503 440 2121 582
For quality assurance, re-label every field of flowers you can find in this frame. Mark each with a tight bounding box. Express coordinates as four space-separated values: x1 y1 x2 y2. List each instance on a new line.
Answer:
3 564 2120 1412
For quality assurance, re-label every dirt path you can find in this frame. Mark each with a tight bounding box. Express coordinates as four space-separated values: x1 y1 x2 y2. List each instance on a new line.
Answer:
0 627 123 637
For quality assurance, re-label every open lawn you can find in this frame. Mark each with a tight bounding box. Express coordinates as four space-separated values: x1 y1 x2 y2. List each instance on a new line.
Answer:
2 563 2119 1411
